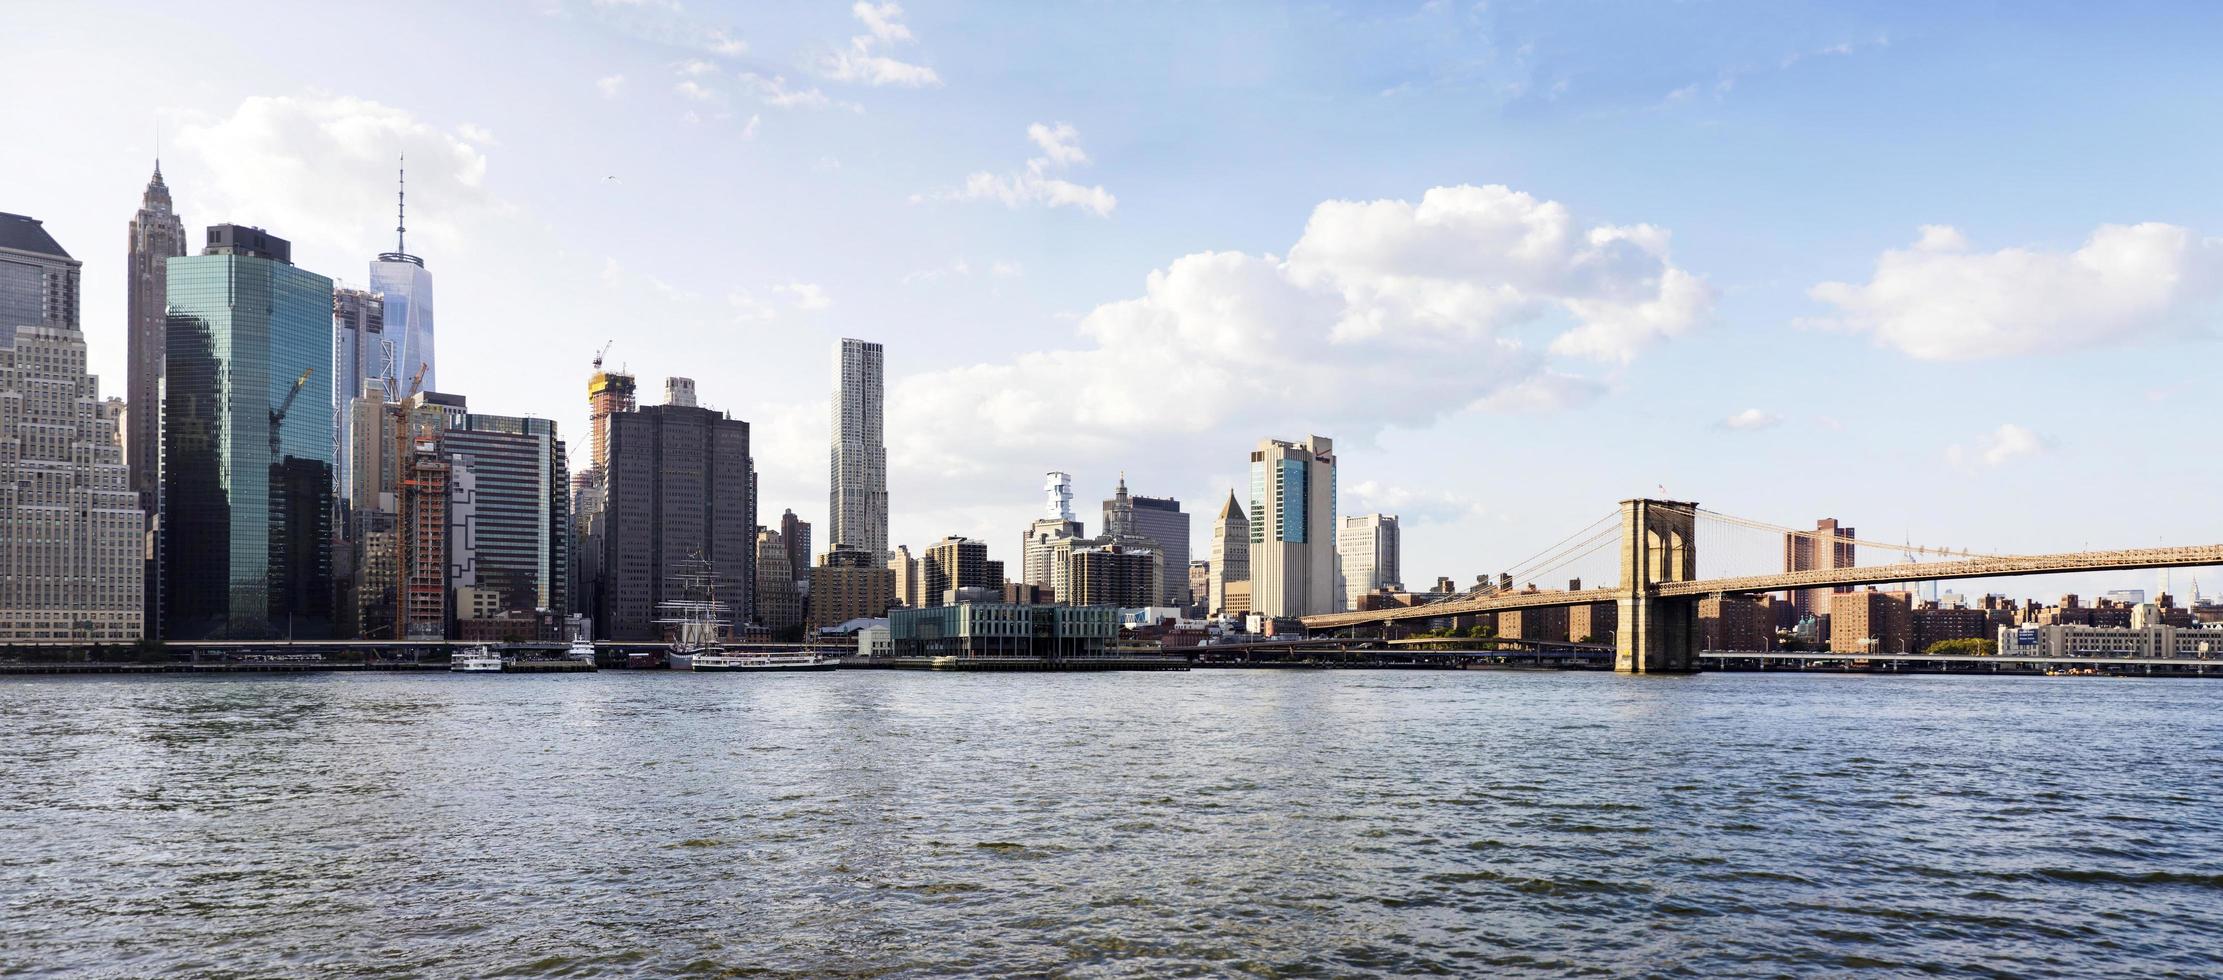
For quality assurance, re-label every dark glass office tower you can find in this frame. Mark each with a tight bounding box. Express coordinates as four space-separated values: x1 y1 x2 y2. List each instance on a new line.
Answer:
162 225 337 639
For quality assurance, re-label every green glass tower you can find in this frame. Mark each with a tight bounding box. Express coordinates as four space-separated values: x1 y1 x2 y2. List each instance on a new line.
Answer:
162 225 337 639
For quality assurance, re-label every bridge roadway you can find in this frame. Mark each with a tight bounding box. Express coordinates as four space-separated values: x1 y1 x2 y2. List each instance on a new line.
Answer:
1301 543 2223 631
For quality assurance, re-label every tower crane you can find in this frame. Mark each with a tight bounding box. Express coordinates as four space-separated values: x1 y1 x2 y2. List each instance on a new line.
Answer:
593 340 613 372
405 361 428 398
269 367 315 457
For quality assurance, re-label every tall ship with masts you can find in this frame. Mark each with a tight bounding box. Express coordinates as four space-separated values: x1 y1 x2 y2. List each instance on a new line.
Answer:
654 554 837 672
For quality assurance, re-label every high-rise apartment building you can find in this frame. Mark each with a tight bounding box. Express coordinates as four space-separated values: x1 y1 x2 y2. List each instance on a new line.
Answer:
1337 513 1401 610
397 396 455 639
0 213 81 349
1024 472 1084 600
369 161 435 395
1064 544 1161 608
1784 518 1856 625
1248 435 1337 617
0 323 144 642
162 225 336 640
586 366 636 474
921 536 1000 607
589 402 754 640
888 544 920 609
123 167 186 636
830 338 887 560
809 545 894 629
1830 588 1913 654
1208 491 1249 616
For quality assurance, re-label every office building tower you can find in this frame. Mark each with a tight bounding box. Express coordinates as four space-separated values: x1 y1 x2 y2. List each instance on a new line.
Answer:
369 160 435 395
779 509 812 579
1248 435 1337 617
830 338 887 561
1784 518 1856 625
1104 475 1188 604
755 529 803 632
0 212 81 349
123 168 187 634
1337 513 1401 610
162 225 336 639
1188 560 1211 611
0 323 144 642
1209 491 1250 616
665 376 696 407
589 402 754 639
331 287 387 502
443 407 570 618
809 545 895 629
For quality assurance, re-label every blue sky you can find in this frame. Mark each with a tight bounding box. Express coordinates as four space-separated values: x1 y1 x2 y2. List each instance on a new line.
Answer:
6 0 2219 599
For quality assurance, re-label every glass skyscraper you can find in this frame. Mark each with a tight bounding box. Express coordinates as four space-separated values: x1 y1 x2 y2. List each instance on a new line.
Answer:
162 225 337 639
371 160 435 395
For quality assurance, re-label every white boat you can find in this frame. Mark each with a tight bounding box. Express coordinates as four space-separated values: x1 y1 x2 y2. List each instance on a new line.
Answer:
450 646 503 672
566 638 597 662
690 649 840 672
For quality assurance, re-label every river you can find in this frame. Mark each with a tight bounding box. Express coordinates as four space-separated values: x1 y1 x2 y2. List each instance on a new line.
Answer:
2 670 2218 976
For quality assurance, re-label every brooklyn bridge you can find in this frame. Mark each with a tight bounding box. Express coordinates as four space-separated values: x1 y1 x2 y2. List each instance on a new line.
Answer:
1301 499 2223 673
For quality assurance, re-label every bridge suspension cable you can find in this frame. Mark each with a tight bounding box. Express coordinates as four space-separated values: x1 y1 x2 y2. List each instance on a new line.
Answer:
1693 508 2000 560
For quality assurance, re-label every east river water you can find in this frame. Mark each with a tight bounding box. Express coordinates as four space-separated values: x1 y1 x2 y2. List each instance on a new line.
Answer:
2 670 2220 977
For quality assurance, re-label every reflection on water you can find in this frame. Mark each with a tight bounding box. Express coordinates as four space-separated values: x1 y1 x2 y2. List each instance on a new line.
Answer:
2 671 2220 975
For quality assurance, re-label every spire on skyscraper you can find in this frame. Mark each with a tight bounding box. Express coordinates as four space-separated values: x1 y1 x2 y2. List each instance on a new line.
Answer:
395 152 406 255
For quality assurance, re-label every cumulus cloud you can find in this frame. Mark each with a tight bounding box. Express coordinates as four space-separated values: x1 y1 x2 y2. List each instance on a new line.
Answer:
884 183 1706 497
1720 408 1781 431
821 2 941 87
596 74 626 98
776 281 832 311
175 94 494 265
916 122 1117 217
1810 223 2223 359
736 71 847 110
1947 423 2046 469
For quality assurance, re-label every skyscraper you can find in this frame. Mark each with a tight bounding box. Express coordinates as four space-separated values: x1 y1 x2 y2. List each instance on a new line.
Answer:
1248 435 1337 618
0 321 143 642
589 402 755 639
1337 513 1401 609
369 159 435 395
921 536 999 607
0 212 81 349
1024 472 1084 599
1784 518 1856 625
123 166 186 636
1208 491 1249 616
830 338 887 560
1127 492 1190 606
754 529 801 632
331 287 386 504
779 508 812 579
162 225 337 639
444 407 571 618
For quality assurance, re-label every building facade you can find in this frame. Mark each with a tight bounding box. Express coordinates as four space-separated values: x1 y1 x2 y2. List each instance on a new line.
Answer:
1998 623 2223 660
1336 513 1401 610
591 403 755 640
0 212 81 349
888 602 1117 662
331 287 387 506
1064 544 1162 608
444 408 569 618
1130 493 1190 607
0 324 143 642
755 529 803 632
1208 491 1249 616
124 169 187 636
808 545 894 629
1785 518 1857 626
162 225 336 640
1829 588 1913 654
830 337 888 561
1249 435 1337 617
921 536 1000 607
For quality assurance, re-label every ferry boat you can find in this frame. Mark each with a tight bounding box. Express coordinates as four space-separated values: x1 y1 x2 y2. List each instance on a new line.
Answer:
690 649 840 672
566 637 597 663
450 646 504 673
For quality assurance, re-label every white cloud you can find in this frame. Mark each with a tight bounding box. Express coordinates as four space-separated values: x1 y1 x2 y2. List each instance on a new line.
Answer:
775 281 831 311
677 59 718 77
883 183 1704 499
1810 223 2223 359
596 74 626 98
175 95 494 265
1346 480 1487 525
736 71 847 110
728 289 777 323
1720 408 1781 431
703 29 747 57
1947 423 2046 469
673 80 715 101
917 122 1117 217
455 122 497 145
741 113 760 139
821 1 941 87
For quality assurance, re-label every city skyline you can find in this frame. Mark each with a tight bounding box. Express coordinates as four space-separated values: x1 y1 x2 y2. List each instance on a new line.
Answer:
5 2 2220 600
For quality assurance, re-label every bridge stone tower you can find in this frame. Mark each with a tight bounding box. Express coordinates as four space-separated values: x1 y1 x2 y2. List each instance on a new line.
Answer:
1616 498 1700 673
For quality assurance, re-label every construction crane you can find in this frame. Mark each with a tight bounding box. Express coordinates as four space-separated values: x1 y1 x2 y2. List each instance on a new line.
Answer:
592 340 613 372
405 361 428 398
269 367 314 457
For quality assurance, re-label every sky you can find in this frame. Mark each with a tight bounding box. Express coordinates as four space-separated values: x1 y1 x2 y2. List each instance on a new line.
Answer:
5 0 2220 601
